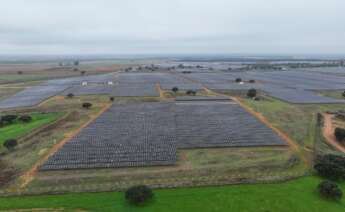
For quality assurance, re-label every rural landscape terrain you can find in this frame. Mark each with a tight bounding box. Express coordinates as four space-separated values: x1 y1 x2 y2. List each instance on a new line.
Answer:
0 56 344 211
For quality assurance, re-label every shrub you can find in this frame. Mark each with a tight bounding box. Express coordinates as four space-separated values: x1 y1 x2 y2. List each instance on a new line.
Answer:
235 78 242 83
125 185 154 205
342 91 345 98
314 154 345 180
80 71 86 75
172 87 179 93
19 115 32 123
186 90 196 96
3 139 18 150
335 128 345 142
247 89 257 98
1 115 18 124
318 180 343 200
249 79 256 83
110 97 115 102
82 102 92 109
17 71 23 75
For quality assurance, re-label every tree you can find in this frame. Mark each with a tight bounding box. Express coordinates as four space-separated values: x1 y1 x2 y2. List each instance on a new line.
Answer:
186 90 196 96
172 87 179 93
67 93 74 98
342 91 345 98
3 139 18 150
1 115 18 124
249 79 256 83
82 102 92 109
19 115 32 123
109 97 115 102
125 185 154 205
247 89 257 98
74 60 79 66
235 78 242 83
80 71 86 76
318 180 343 200
314 154 345 180
335 128 345 143
73 68 79 72
17 71 23 75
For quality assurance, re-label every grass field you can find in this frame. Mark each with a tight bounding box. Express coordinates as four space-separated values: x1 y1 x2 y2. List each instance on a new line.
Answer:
0 176 344 211
0 112 62 146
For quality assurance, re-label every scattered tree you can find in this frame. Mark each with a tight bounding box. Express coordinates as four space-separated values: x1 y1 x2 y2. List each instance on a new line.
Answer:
3 139 18 150
74 60 80 66
1 115 18 124
172 87 179 93
318 180 343 200
125 185 154 205
335 128 345 143
186 90 196 96
82 102 92 109
247 89 257 98
67 93 74 98
19 115 32 123
314 154 345 180
235 78 242 83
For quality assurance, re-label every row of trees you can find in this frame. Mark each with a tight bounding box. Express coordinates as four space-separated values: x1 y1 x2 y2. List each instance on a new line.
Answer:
335 128 345 145
0 114 32 127
314 154 344 200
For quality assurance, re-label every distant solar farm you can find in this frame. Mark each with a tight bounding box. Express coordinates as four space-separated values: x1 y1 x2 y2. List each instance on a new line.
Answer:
1 66 345 110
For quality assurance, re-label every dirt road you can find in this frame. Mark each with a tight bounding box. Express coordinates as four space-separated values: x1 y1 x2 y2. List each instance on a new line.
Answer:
322 113 345 154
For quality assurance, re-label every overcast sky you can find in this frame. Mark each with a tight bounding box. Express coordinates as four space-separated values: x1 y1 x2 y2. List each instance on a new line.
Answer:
0 0 344 55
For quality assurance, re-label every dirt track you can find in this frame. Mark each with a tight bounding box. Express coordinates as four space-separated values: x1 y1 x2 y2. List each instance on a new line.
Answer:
322 113 345 154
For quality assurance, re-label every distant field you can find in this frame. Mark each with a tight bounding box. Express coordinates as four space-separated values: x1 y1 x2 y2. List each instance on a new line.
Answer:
0 176 344 212
0 61 135 84
0 112 62 146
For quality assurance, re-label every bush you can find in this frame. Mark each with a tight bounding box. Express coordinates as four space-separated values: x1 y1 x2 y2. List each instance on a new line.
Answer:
125 185 154 205
247 89 257 98
110 97 115 102
318 180 343 200
3 139 18 150
235 78 242 83
172 87 179 93
314 154 345 180
1 115 18 124
80 71 86 75
82 102 92 109
17 71 23 75
342 91 345 98
335 128 345 142
186 90 196 96
66 93 74 98
249 79 256 83
19 115 32 123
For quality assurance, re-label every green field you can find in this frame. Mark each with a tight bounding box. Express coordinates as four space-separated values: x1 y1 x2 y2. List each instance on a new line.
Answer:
0 112 62 146
0 176 344 211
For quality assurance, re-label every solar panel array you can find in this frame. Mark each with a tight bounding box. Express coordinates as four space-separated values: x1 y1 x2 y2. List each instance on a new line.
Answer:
0 85 69 109
41 103 177 170
175 101 286 148
41 101 287 170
